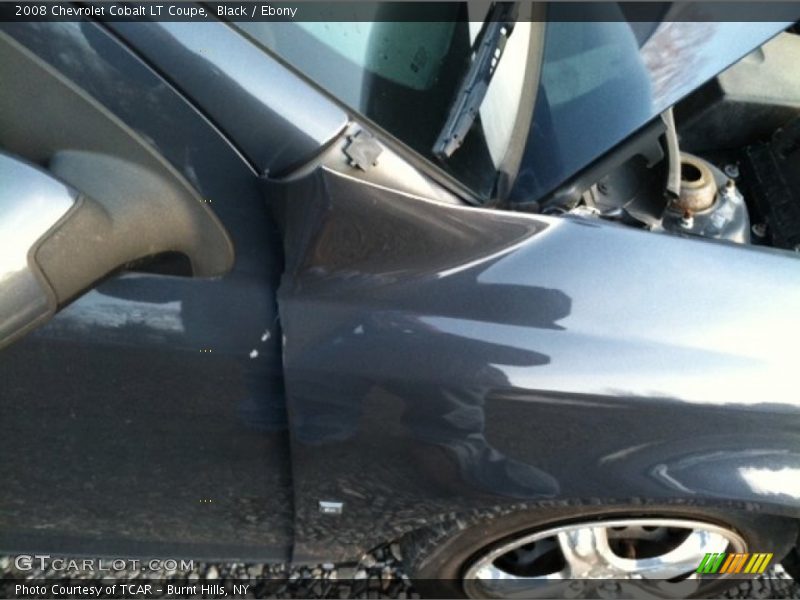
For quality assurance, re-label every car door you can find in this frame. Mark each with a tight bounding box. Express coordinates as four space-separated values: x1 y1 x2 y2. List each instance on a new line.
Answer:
0 20 345 561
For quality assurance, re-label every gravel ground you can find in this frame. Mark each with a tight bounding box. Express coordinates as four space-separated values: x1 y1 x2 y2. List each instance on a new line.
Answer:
2 546 800 599
0 545 417 599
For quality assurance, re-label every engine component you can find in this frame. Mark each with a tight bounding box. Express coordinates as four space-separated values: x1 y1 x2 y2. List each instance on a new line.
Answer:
662 108 682 200
743 116 800 250
673 154 718 213
662 154 750 244
566 152 750 245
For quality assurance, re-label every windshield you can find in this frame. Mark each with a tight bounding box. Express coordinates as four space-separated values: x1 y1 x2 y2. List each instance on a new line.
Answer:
233 4 537 201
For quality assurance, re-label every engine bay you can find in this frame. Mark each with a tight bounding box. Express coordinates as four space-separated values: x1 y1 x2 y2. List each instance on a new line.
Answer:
537 28 800 252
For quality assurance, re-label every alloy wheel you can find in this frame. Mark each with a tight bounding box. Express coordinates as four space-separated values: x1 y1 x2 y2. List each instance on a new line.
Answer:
463 518 747 598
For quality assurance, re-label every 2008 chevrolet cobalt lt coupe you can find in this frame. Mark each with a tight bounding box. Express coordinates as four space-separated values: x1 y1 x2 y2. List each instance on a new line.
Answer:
2 3 800 597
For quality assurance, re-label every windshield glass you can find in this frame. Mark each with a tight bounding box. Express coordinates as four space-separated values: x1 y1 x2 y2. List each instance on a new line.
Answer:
233 4 535 200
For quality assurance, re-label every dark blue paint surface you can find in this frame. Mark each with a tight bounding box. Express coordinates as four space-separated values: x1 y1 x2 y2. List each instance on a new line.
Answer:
275 170 800 562
0 21 292 560
107 21 349 176
2 16 800 568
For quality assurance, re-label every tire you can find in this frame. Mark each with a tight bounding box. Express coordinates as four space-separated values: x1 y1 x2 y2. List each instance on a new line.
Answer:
401 503 798 599
782 544 800 581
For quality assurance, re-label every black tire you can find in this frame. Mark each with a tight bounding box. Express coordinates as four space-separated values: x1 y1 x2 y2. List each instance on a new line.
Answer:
401 502 798 599
782 544 800 581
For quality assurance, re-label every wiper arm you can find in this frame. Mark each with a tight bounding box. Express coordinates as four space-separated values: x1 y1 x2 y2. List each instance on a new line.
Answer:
433 2 519 160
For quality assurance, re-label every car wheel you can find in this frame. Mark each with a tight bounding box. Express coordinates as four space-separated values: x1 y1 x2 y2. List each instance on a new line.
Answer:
401 503 798 598
782 543 800 581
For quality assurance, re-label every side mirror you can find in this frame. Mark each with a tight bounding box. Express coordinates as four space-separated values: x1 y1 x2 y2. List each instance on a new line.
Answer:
0 151 234 350
0 153 77 349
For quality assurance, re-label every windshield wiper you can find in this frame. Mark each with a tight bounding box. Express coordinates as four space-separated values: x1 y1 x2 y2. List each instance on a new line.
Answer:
433 2 519 160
